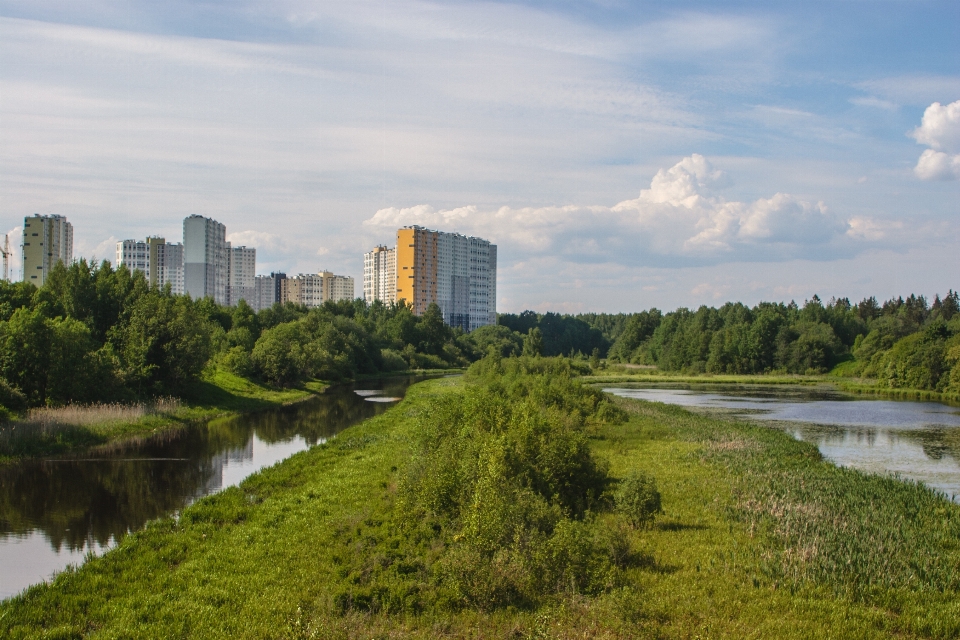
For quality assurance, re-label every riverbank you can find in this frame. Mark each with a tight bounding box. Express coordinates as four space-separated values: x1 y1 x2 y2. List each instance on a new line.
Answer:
584 367 960 405
2 370 958 638
0 368 466 464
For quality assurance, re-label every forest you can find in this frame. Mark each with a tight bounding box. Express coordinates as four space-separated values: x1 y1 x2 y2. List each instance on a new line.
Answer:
1 256 958 413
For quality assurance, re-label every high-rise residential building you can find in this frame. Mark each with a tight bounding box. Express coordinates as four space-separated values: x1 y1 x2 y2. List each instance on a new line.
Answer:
395 226 496 332
183 215 228 304
281 271 355 308
253 272 285 311
156 242 184 295
322 271 355 303
116 237 184 295
227 245 256 307
363 245 396 304
22 214 73 286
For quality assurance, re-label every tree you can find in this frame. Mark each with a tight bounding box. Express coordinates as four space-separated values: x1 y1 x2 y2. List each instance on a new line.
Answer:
523 327 544 357
0 307 52 405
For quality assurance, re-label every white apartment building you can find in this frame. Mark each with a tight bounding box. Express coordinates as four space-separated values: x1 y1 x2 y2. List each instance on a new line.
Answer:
363 245 396 304
156 242 184 295
252 272 284 311
183 215 228 305
116 237 184 295
227 245 256 307
22 214 73 286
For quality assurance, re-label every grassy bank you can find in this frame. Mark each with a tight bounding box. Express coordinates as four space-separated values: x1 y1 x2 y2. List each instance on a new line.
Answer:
3 359 959 638
0 369 325 463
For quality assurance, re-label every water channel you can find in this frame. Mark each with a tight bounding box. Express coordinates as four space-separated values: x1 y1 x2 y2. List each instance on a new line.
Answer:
0 376 428 600
605 385 960 502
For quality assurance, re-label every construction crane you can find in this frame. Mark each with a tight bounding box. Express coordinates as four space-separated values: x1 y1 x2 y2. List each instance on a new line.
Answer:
0 234 9 282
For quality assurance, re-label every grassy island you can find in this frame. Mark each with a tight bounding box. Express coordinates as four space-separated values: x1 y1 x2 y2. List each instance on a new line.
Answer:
3 356 958 638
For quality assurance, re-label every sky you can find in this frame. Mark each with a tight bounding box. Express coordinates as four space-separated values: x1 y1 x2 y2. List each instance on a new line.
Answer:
1 0 958 313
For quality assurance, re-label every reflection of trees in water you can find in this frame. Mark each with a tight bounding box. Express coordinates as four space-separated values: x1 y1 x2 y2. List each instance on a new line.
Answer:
0 376 425 554
897 428 960 464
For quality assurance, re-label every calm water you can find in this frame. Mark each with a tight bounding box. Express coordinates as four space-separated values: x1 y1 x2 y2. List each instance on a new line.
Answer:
605 385 960 501
0 376 427 600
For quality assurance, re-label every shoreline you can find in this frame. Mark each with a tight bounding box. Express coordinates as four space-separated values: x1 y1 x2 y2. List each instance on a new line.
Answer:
583 370 960 406
0 368 459 464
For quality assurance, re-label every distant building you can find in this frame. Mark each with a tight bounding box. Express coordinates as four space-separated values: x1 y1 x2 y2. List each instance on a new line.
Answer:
363 245 396 304
22 214 73 286
282 271 355 308
155 242 184 295
323 271 355 303
253 272 284 311
116 237 184 294
183 215 228 304
395 226 496 331
227 245 256 307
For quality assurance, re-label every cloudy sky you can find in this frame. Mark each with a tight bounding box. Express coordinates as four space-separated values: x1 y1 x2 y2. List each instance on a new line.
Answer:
1 0 958 313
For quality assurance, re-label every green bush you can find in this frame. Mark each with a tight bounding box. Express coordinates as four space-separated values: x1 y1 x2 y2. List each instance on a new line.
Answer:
615 471 663 528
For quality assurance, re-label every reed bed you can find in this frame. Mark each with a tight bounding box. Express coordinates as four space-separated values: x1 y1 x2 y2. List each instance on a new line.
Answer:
20 398 182 429
0 398 183 459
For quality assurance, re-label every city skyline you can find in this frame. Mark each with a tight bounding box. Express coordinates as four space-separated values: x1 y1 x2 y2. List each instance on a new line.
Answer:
1 1 958 312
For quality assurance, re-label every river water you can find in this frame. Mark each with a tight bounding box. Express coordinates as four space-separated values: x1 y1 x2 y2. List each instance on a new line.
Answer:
605 385 960 501
0 376 425 600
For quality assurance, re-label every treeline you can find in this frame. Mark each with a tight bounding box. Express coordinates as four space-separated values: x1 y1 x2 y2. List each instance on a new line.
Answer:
598 292 960 392
0 260 476 410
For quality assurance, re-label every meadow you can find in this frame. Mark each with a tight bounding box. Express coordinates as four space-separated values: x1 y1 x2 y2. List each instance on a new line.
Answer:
2 356 958 638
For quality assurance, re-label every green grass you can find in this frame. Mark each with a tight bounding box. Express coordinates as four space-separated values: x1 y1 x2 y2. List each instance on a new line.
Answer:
0 369 325 463
3 374 959 638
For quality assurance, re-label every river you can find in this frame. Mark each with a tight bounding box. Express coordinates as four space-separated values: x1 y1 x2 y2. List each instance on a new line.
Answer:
0 376 427 600
605 384 960 502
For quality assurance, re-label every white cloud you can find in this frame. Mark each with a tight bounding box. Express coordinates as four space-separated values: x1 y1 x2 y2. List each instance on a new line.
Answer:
366 154 880 267
911 100 960 180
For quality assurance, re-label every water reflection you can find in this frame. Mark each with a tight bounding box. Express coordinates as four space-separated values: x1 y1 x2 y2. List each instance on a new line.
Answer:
605 386 960 502
0 376 426 599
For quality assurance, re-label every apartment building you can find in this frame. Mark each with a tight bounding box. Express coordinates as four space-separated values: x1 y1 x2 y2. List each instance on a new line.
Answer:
363 245 396 304
22 214 73 286
253 272 285 311
116 237 184 294
395 226 496 331
227 245 256 307
281 271 355 308
183 215 228 305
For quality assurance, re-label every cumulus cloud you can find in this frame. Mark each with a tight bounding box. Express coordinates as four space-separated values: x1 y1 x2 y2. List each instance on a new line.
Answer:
365 154 883 267
911 100 960 180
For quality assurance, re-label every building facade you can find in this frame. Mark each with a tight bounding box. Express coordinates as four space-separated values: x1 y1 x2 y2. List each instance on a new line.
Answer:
22 214 73 286
227 245 256 307
155 242 184 295
253 272 285 311
116 237 184 295
363 245 396 304
280 271 355 308
183 215 228 304
395 226 496 331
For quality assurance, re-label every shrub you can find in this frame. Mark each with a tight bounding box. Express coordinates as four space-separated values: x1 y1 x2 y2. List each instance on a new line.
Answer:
615 471 662 528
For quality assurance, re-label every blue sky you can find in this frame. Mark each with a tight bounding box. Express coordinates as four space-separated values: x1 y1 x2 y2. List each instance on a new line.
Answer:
1 0 958 312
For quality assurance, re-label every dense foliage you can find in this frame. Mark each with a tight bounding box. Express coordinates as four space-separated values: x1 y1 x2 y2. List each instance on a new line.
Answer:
593 292 960 389
330 356 637 614
0 260 476 410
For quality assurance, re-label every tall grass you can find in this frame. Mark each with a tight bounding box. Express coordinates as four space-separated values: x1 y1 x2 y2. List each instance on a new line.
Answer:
0 398 182 459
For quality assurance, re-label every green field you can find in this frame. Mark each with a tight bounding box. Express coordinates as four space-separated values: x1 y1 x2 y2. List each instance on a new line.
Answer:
2 360 958 638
